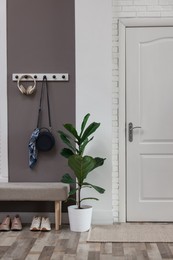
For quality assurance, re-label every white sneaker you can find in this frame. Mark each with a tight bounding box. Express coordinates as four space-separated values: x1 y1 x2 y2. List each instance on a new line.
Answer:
30 216 41 231
40 217 51 231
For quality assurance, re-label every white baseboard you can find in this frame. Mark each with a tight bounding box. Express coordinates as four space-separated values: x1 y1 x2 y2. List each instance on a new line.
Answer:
0 212 69 224
91 210 113 225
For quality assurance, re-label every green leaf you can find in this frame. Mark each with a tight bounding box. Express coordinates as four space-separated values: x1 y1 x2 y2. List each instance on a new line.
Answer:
80 113 90 137
80 197 99 202
78 137 94 155
83 182 105 194
58 131 76 152
64 124 79 140
69 188 78 195
80 122 100 143
60 148 74 158
58 130 71 140
92 157 106 170
82 185 92 189
68 155 96 184
61 173 76 184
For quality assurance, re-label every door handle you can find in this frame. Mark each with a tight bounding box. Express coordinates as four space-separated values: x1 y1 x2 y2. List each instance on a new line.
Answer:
128 122 141 142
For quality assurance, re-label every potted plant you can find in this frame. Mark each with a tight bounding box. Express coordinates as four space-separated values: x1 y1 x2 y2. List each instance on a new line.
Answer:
58 113 106 232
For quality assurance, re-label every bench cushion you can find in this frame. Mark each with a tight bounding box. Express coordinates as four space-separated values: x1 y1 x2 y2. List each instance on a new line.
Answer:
0 182 70 201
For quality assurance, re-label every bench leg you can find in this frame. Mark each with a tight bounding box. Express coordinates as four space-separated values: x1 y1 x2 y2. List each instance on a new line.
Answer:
55 201 62 230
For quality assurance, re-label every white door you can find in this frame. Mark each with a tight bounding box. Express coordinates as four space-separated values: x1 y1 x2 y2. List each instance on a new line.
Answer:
126 27 173 221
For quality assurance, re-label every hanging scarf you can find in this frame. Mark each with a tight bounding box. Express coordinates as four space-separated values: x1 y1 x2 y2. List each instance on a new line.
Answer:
28 128 40 168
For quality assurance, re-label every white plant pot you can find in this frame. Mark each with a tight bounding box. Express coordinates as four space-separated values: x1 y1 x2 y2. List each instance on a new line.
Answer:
68 205 92 232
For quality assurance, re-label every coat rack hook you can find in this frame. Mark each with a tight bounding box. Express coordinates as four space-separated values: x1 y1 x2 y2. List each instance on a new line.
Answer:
12 73 69 82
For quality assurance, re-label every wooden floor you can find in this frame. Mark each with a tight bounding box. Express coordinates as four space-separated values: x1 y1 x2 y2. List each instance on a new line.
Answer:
0 225 173 260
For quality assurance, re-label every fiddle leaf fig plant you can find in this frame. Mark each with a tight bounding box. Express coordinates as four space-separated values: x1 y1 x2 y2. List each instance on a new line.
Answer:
58 113 106 209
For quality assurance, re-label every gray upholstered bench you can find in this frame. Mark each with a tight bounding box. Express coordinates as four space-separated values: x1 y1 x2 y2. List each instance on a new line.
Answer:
0 182 70 230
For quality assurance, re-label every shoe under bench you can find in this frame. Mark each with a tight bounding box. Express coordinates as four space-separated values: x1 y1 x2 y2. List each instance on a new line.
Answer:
0 182 70 230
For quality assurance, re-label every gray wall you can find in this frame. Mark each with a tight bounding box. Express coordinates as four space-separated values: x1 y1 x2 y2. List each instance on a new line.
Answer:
7 0 75 182
4 0 75 212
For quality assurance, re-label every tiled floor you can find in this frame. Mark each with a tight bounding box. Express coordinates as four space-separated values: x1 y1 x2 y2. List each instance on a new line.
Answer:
0 225 173 259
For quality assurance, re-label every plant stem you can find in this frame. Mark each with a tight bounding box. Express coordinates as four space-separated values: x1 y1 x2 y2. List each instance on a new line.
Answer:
78 184 81 209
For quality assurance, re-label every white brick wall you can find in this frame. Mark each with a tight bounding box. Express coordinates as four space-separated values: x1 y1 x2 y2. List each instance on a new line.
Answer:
112 0 173 222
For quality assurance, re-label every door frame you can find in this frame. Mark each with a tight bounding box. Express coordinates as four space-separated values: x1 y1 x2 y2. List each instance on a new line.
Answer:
119 18 173 222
